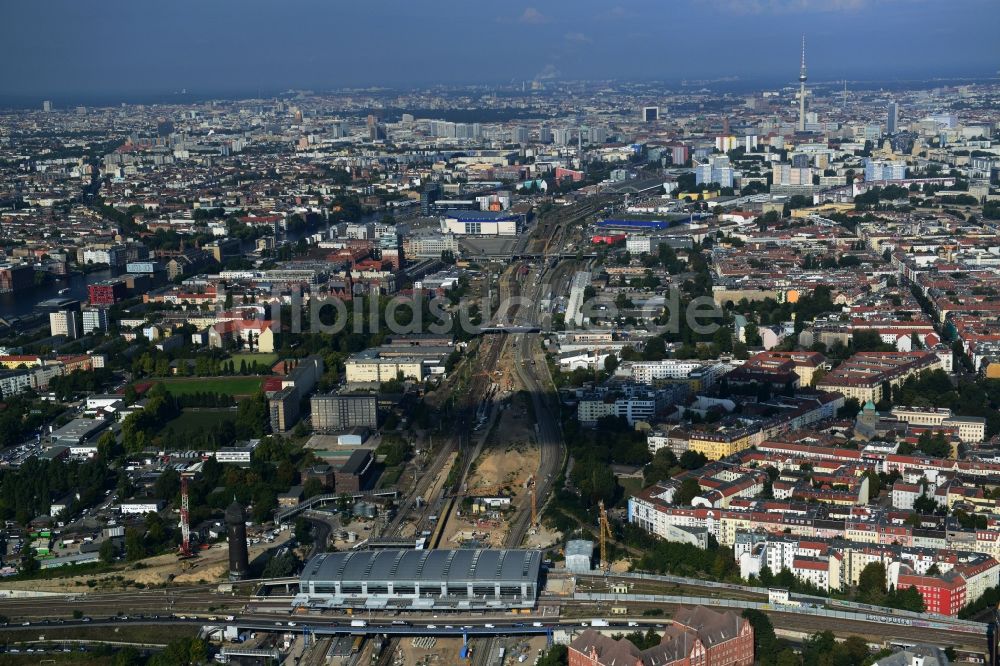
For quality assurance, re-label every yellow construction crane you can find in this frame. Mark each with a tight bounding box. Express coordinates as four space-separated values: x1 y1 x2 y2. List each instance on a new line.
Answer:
598 500 613 571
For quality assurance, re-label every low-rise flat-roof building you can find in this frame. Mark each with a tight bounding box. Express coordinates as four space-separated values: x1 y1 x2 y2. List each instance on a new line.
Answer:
49 418 109 448
565 540 594 573
295 549 541 610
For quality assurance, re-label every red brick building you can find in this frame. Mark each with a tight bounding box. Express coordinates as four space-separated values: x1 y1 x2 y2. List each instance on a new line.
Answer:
569 606 754 666
88 280 127 305
896 570 966 616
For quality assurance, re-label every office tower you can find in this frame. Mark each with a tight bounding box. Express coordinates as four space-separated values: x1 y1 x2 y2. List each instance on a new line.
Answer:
797 35 808 132
887 101 898 135
42 299 82 339
82 307 109 335
42 100 52 112
643 106 659 123
420 183 441 216
226 501 250 580
49 310 81 339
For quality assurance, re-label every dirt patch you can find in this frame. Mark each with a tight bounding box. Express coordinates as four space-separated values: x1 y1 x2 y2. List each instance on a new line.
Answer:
396 635 465 666
3 531 293 593
467 437 538 495
524 521 563 550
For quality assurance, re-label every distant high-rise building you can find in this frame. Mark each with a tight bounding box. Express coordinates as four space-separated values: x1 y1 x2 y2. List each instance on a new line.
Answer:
694 156 734 189
42 100 52 112
588 126 608 144
420 183 441 216
864 158 907 182
887 101 899 135
553 128 573 146
797 35 808 132
514 126 530 144
642 106 659 123
539 127 553 144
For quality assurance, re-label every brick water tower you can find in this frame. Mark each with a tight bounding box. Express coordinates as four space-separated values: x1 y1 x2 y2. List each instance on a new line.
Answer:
226 500 250 581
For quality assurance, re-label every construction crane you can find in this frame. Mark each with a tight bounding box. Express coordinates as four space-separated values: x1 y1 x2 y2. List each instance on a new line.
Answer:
598 500 613 571
178 473 194 558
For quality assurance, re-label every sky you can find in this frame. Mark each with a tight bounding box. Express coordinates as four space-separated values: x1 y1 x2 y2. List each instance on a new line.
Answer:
1 0 997 101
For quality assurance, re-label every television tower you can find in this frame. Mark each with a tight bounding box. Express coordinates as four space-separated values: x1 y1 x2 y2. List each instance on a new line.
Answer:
798 35 808 132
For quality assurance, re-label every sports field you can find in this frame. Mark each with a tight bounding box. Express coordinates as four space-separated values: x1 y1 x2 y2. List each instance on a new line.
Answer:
157 376 264 396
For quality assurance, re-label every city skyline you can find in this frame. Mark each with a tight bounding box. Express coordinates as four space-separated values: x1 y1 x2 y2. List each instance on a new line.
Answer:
1 0 997 101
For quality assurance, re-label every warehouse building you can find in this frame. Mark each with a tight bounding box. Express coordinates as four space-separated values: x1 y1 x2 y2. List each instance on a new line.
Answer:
294 549 542 610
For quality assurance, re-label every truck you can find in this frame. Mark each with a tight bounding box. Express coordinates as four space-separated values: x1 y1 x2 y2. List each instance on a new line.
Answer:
590 620 610 627
350 620 367 628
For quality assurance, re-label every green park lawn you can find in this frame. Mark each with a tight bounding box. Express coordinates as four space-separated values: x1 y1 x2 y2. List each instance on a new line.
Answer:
229 352 278 367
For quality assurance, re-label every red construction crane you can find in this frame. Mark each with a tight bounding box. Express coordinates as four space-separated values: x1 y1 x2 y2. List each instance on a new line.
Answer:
179 474 192 557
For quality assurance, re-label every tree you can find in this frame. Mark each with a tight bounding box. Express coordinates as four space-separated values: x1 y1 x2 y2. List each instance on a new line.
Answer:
124 527 146 562
113 647 142 666
857 561 887 604
644 448 678 485
97 430 121 460
99 538 116 564
642 337 667 361
679 450 708 471
571 457 618 508
604 353 619 374
303 477 324 498
775 648 800 666
537 645 568 666
154 467 181 501
262 550 302 578
674 478 702 505
235 391 269 438
20 548 40 576
742 609 777 661
294 517 314 545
